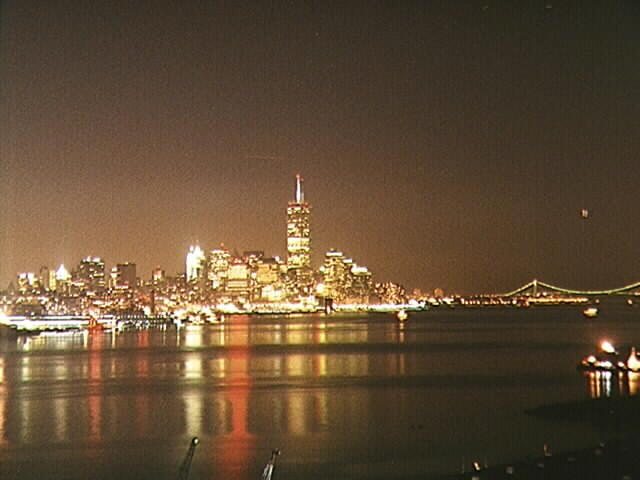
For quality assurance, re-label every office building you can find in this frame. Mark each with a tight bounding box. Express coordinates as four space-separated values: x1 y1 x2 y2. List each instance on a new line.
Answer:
76 257 106 295
208 245 231 292
286 174 313 297
186 245 206 283
112 262 137 290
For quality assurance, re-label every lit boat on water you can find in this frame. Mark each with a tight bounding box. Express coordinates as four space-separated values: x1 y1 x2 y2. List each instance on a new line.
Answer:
583 307 599 318
579 340 640 372
396 309 408 322
627 347 640 372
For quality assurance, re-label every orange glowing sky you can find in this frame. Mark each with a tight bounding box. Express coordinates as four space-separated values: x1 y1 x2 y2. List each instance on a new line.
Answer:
1 1 640 293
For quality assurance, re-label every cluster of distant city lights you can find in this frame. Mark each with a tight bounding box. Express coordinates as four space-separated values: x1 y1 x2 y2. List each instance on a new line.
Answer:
4 176 625 325
1 176 429 323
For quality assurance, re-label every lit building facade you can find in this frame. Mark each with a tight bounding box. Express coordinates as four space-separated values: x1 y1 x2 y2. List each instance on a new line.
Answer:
208 246 231 292
226 259 251 300
55 264 71 294
320 249 373 304
286 174 313 297
39 265 52 291
186 245 206 283
320 249 349 301
111 262 137 290
254 257 286 302
151 266 165 286
17 272 37 294
348 265 373 304
75 257 106 295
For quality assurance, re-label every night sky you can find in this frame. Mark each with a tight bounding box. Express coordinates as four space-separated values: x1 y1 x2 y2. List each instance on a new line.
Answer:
1 1 639 294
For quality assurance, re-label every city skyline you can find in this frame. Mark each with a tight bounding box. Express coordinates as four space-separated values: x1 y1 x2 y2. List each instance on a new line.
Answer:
2 1 640 294
3 174 386 312
2 174 380 288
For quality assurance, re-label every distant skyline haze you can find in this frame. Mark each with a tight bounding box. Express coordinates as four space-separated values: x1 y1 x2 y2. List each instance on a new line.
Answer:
1 0 639 294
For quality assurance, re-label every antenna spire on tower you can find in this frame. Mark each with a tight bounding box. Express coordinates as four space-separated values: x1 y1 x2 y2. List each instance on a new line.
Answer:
295 174 304 203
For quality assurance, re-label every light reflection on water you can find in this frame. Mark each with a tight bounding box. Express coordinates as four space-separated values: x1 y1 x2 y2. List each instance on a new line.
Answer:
2 309 640 479
586 370 640 398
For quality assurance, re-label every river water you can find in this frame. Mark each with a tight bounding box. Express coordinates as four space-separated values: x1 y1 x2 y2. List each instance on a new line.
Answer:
1 305 638 480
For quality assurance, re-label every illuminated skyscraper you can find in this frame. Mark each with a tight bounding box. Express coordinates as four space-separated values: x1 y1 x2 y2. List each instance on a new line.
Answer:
39 265 51 291
151 266 165 286
186 245 206 283
226 258 251 300
208 245 231 291
319 248 373 304
55 264 71 294
286 174 313 296
17 272 36 294
320 249 349 301
76 257 106 295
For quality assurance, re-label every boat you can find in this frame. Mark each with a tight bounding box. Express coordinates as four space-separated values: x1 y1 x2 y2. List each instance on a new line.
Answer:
627 347 640 372
396 309 408 322
583 307 599 318
578 341 640 372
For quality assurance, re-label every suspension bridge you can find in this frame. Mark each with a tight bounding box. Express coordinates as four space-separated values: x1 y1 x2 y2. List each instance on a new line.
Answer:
502 279 640 297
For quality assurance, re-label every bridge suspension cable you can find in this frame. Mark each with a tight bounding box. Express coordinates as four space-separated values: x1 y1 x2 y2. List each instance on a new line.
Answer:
502 279 640 297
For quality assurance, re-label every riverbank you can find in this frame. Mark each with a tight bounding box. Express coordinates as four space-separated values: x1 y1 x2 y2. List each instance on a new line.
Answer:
439 394 640 480
438 436 639 480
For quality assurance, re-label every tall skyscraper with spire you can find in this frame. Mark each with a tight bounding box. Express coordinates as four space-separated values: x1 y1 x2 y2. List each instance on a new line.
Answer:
286 174 313 297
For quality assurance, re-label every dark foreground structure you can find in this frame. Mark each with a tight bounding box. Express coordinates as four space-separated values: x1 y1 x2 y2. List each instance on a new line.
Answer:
441 437 639 480
443 395 640 480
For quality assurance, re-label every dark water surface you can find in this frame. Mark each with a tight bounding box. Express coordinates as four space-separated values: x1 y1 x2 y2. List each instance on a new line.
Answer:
1 306 639 479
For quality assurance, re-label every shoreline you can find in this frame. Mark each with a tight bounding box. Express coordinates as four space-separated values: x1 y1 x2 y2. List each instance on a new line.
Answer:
438 395 640 479
436 436 639 480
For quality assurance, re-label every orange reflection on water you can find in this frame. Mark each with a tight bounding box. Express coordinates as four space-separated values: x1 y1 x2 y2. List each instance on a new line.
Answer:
184 392 203 437
53 397 68 442
397 323 406 343
391 352 406 376
0 397 5 447
313 390 329 431
134 394 150 440
288 394 306 435
213 317 255 479
136 354 149 377
0 357 5 446
21 357 31 382
184 354 202 379
313 354 328 376
285 324 308 344
184 326 203 347
629 372 640 396
88 333 102 442
314 322 327 344
585 370 640 398
210 324 227 346
88 395 102 442
137 330 150 348
210 357 227 378
286 354 305 376
588 371 612 398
